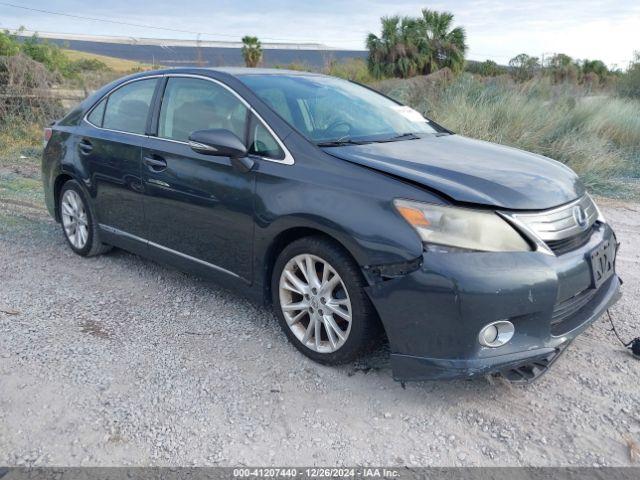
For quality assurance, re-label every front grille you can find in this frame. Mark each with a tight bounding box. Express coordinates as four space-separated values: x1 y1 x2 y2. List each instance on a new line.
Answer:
507 195 599 255
545 225 596 255
549 275 615 336
551 288 597 327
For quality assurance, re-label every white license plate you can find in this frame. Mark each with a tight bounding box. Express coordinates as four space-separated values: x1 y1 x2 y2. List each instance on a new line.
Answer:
589 239 616 289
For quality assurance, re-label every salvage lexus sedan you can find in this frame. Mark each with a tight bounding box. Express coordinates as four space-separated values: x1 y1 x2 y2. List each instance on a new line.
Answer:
42 68 621 382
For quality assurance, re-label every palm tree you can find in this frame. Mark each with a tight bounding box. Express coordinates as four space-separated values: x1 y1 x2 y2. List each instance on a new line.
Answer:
581 59 608 78
546 53 579 83
418 9 467 74
366 16 424 79
241 36 262 68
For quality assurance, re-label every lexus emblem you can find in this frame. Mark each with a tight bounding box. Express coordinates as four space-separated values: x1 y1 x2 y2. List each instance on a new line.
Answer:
573 205 588 229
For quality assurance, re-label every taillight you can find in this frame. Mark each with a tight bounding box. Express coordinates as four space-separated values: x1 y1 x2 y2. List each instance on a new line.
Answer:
43 127 52 147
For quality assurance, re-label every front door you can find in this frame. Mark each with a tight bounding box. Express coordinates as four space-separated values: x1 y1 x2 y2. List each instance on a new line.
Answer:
141 76 256 282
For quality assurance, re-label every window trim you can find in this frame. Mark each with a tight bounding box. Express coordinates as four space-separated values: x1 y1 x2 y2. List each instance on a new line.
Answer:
84 75 163 138
84 73 294 165
156 75 249 148
247 114 285 161
87 97 107 127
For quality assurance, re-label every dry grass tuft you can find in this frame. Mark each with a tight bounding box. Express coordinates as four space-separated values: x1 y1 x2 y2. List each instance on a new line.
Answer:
625 435 640 463
375 73 640 196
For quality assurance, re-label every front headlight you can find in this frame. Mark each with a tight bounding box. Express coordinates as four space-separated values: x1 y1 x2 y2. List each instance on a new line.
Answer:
394 199 531 252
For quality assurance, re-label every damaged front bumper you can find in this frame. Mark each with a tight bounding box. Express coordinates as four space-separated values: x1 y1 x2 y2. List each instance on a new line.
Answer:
364 222 622 382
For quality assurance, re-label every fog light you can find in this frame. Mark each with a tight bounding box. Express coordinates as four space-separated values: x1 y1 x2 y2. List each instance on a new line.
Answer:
478 321 514 347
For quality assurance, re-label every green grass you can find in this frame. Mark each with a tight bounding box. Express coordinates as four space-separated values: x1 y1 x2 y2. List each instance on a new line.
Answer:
0 173 43 204
375 74 640 197
0 121 45 209
0 122 43 166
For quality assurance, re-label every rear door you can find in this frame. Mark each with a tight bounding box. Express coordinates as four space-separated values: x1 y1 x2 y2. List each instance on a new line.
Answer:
141 76 257 282
80 77 160 241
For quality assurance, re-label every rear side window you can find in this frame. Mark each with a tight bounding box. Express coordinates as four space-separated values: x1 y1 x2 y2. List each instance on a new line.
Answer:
102 78 158 134
158 77 248 143
87 98 106 127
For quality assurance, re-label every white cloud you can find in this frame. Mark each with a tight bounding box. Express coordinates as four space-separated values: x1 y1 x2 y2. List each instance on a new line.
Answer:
1 0 638 67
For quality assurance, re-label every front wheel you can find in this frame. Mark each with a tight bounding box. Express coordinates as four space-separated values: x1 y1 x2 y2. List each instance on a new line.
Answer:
272 236 381 364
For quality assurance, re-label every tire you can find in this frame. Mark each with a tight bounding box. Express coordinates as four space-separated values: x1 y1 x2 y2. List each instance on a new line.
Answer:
272 236 382 365
58 179 112 257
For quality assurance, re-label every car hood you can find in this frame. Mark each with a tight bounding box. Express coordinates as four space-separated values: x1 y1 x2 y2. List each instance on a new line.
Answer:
323 134 584 210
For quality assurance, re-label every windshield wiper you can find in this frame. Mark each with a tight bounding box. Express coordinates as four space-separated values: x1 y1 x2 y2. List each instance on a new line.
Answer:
317 132 422 147
316 138 369 147
376 132 421 143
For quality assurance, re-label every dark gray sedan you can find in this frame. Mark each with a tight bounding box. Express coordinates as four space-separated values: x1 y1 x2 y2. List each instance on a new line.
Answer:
42 68 621 382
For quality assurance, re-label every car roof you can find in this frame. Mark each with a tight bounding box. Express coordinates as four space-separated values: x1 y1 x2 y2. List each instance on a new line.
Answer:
129 67 326 79
206 67 324 77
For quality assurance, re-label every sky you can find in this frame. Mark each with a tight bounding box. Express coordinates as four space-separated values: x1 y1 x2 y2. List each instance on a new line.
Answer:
1 0 638 68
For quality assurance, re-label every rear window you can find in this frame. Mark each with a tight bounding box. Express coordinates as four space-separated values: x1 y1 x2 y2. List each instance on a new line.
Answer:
101 78 157 134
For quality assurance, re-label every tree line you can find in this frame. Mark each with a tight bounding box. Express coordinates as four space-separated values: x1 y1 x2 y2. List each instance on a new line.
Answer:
362 7 639 97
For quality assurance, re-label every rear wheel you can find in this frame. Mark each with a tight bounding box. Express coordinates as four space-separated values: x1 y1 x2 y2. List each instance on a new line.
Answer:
59 180 111 257
272 236 381 364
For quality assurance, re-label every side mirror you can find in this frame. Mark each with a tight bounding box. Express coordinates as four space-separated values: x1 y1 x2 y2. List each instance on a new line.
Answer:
188 129 248 158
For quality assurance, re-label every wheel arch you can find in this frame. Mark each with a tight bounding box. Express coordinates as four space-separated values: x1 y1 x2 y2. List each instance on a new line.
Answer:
262 226 389 347
53 173 75 222
261 226 363 306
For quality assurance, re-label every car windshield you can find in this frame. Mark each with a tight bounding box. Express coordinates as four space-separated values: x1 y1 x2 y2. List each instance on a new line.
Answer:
239 74 438 145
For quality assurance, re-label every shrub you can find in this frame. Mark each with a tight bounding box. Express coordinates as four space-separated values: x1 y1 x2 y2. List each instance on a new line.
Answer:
618 51 640 99
273 62 310 72
0 54 63 127
371 68 453 114
20 34 75 78
325 58 374 83
509 54 540 82
69 58 109 73
0 30 20 57
465 60 508 77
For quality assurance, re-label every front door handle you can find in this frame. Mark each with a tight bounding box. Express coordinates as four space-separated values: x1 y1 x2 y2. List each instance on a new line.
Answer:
78 139 93 156
143 155 167 171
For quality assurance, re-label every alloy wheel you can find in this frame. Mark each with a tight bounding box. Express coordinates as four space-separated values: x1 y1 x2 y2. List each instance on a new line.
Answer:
61 189 89 250
279 253 352 353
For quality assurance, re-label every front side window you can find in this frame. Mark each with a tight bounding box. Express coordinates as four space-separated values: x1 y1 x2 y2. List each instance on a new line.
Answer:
102 78 157 134
249 120 284 160
158 77 248 143
239 74 438 144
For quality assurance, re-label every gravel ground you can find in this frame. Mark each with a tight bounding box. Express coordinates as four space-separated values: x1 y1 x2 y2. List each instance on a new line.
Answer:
0 195 639 467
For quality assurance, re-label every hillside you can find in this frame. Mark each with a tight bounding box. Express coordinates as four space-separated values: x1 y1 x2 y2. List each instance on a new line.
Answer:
62 49 150 72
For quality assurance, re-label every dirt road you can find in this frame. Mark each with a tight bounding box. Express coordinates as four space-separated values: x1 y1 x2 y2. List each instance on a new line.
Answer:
0 196 638 466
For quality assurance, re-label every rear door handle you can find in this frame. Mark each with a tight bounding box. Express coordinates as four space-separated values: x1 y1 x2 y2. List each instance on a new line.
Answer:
143 155 167 171
78 139 93 156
